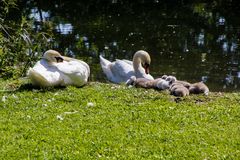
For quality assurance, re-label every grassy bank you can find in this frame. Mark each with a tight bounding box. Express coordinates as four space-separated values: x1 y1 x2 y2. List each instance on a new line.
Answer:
0 79 239 159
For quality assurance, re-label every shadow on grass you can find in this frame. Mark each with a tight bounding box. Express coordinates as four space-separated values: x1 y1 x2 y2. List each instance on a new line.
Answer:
0 82 68 93
16 83 67 93
15 81 87 93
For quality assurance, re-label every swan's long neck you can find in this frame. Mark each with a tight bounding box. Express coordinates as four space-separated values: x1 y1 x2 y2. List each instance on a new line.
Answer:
133 53 145 77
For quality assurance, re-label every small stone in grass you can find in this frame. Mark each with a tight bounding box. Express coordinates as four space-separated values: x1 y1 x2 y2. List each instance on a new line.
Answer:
57 115 64 121
87 102 95 107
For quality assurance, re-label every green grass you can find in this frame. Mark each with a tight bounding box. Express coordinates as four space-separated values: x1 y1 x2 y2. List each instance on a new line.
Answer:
0 79 240 159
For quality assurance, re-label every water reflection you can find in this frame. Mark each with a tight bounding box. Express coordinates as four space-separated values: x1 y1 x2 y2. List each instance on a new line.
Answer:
196 29 205 46
56 23 73 35
217 16 226 26
24 1 240 92
29 8 50 21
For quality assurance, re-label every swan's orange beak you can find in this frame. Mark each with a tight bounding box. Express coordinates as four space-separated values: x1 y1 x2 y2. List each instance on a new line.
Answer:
144 63 150 74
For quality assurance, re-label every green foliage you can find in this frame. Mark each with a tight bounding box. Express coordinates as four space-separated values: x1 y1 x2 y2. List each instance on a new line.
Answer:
76 36 99 54
0 80 240 159
0 0 17 17
0 0 54 79
192 3 214 25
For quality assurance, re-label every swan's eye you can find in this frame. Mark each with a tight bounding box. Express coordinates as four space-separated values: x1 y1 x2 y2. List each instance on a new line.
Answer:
143 63 150 68
142 63 149 68
55 56 64 63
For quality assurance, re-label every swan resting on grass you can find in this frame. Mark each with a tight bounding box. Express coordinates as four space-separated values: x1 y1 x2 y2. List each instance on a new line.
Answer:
27 49 90 87
100 50 154 84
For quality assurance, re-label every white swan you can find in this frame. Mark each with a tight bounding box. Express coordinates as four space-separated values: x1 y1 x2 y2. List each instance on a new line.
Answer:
99 50 154 83
27 50 90 87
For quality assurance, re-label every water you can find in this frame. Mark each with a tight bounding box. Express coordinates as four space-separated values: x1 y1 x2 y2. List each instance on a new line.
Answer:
23 1 240 92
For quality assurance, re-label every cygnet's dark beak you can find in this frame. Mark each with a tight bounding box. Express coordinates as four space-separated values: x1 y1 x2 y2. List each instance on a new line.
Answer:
55 56 64 63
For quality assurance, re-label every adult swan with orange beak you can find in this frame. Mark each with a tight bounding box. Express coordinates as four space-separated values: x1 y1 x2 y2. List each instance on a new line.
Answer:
99 50 154 84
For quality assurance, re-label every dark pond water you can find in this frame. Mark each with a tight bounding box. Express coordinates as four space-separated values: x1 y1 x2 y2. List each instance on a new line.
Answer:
22 1 240 92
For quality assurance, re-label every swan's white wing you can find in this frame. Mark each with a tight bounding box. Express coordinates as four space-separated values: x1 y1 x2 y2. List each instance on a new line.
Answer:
55 61 78 74
55 61 89 86
100 56 134 83
100 55 115 82
28 59 62 86
121 59 133 66
109 59 134 83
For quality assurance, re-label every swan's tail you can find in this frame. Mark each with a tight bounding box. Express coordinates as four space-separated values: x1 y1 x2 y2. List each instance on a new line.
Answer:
99 55 111 68
99 55 115 82
27 68 50 87
204 88 209 96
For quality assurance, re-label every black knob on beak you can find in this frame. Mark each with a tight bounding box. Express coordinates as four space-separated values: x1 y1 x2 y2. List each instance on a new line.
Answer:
55 56 64 63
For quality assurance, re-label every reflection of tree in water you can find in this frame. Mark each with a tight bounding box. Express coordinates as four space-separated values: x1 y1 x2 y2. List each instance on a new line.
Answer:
19 0 240 91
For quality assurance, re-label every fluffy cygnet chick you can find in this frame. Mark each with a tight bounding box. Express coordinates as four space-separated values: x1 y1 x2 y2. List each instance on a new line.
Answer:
172 80 191 89
189 82 209 95
155 78 171 90
170 82 189 97
156 75 177 89
125 76 162 89
169 80 191 97
126 75 175 90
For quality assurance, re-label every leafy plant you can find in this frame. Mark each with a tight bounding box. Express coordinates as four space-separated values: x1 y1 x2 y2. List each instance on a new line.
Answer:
0 0 54 79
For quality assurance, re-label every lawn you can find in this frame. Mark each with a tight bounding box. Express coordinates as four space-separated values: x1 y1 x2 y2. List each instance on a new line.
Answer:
0 79 240 159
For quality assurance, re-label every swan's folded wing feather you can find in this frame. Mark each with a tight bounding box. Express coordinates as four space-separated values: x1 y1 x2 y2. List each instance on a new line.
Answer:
54 60 89 86
121 59 133 66
110 60 134 82
28 65 62 87
55 61 80 74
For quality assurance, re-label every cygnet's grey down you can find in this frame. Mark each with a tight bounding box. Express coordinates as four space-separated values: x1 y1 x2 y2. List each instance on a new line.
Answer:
126 75 176 90
126 75 210 97
161 75 177 83
170 80 209 97
170 81 190 97
171 80 191 89
189 82 209 95
126 76 163 89
157 75 177 89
